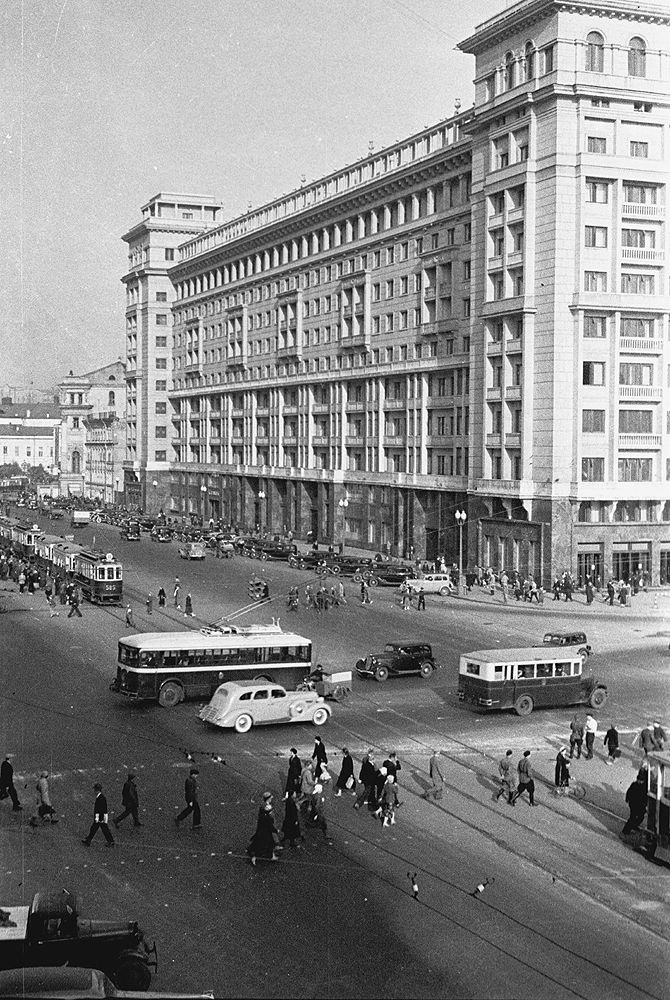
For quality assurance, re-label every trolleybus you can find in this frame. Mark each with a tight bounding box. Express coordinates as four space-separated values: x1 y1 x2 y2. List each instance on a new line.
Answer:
111 624 313 707
457 646 608 716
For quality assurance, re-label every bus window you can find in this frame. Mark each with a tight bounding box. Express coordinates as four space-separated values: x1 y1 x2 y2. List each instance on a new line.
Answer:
116 568 122 580
267 646 284 663
536 663 553 678
118 644 138 666
253 689 269 700
140 652 158 667
494 664 503 679
517 663 535 679
554 662 570 676
271 688 286 699
465 662 480 675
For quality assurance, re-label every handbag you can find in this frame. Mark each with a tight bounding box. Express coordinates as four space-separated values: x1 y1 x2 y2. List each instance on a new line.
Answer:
345 775 355 789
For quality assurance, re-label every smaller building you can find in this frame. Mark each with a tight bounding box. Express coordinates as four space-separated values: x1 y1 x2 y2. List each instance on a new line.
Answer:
0 423 59 472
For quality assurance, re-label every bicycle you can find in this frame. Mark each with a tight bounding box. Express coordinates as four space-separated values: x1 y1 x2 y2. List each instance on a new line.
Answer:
553 781 586 800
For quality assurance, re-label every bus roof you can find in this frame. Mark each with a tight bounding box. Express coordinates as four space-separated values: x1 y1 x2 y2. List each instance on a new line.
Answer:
120 631 311 650
461 647 583 662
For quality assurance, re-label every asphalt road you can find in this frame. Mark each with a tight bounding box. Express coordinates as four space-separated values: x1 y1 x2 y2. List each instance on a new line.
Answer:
1 518 668 998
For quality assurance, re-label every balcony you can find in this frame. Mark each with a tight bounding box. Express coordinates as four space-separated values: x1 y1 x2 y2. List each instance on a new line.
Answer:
282 404 298 415
312 435 330 446
507 250 523 267
621 247 665 264
486 387 502 401
618 433 662 449
383 436 405 447
506 337 522 353
619 385 662 400
256 406 269 416
438 282 452 297
339 332 369 350
424 287 436 301
209 435 222 445
475 478 521 496
507 206 524 224
418 319 455 336
188 436 205 446
487 255 503 270
231 434 244 444
278 343 302 359
283 436 297 447
383 398 407 410
487 341 503 355
505 433 521 448
488 212 504 229
312 403 330 413
231 407 244 417
486 433 502 447
345 435 364 446
342 304 353 317
209 409 221 419
346 400 365 411
622 203 664 219
619 337 663 353
505 385 522 400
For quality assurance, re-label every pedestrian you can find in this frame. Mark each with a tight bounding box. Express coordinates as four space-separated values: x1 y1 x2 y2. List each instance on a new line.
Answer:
353 753 377 810
312 735 328 779
417 587 426 611
30 770 58 825
247 791 281 865
0 754 22 812
383 751 402 795
125 605 134 627
113 772 142 828
336 579 346 605
554 747 570 793
585 578 594 605
563 575 573 601
373 766 388 812
335 747 356 797
512 751 536 806
495 749 515 804
173 577 182 610
157 586 166 608
309 781 332 844
146 593 153 615
281 790 303 848
500 570 508 604
360 580 372 605
44 573 53 599
606 579 615 606
423 749 445 801
584 714 598 760
184 593 193 617
67 586 83 618
400 581 410 611
175 768 201 829
18 570 25 594
634 722 659 756
46 592 59 618
604 723 620 764
298 759 315 813
652 720 667 751
59 580 68 606
621 776 647 835
379 774 399 827
552 577 561 601
569 714 584 759
285 747 302 798
81 783 115 847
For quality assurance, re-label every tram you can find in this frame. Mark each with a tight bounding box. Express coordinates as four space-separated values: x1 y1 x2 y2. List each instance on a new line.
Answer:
0 517 41 559
645 751 670 863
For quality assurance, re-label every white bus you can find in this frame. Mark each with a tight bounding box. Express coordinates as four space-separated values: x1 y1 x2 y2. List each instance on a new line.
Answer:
110 624 313 707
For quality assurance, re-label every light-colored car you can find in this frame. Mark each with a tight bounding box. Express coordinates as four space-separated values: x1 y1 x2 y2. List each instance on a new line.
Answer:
199 680 331 733
178 541 206 560
406 574 455 597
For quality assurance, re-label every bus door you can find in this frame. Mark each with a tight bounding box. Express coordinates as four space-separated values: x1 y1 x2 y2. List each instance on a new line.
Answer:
497 663 515 709
549 660 579 706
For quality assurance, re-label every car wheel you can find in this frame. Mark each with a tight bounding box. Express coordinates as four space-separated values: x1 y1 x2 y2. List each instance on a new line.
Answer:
353 572 363 583
367 575 378 587
260 551 268 561
158 682 182 708
234 714 253 733
330 564 340 575
374 666 389 682
439 586 449 596
589 687 607 710
288 556 297 568
514 694 534 717
312 707 329 726
113 958 151 991
419 662 434 679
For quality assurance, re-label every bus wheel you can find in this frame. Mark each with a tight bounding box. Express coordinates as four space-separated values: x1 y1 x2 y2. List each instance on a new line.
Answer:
158 682 182 708
312 707 329 726
589 687 607 710
514 694 534 716
234 714 253 733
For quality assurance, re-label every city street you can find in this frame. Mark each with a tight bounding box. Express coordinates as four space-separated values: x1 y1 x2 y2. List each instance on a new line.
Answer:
1 519 669 998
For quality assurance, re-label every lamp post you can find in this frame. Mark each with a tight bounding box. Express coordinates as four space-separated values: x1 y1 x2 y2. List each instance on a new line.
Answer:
257 490 266 534
338 496 349 554
200 484 207 523
455 508 467 595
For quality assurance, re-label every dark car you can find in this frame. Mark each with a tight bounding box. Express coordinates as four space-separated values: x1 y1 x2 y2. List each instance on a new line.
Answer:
139 518 156 532
0 891 156 991
150 526 173 543
355 642 439 682
0 966 214 997
368 564 413 587
120 521 141 541
540 631 591 663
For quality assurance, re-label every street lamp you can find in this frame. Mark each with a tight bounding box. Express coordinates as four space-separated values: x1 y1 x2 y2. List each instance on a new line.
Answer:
455 508 467 595
338 496 349 553
257 490 266 534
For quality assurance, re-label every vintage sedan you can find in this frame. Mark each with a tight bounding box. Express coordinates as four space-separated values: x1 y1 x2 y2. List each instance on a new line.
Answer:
405 573 455 596
178 541 206 560
356 642 440 682
199 680 331 733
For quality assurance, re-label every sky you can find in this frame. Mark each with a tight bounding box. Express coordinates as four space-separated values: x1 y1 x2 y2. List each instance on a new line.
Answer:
1 0 502 397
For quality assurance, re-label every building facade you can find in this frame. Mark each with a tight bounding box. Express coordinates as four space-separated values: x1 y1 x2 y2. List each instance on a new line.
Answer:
125 0 670 584
121 193 221 513
58 362 126 500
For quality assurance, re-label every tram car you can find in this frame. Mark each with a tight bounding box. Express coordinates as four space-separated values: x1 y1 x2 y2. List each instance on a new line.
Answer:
644 751 670 863
49 541 123 605
0 516 41 559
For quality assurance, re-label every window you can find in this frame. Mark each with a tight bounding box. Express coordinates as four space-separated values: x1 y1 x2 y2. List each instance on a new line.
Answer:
156 291 168 302
543 45 554 73
155 380 167 391
156 314 168 325
582 457 604 481
585 226 607 248
463 261 471 280
385 280 394 299
584 271 607 292
587 136 607 154
583 361 605 385
621 316 653 338
155 426 167 438
585 31 604 72
623 183 657 205
108 390 115 406
583 409 605 432
165 248 175 261
156 336 167 347
504 51 515 90
156 358 167 369
619 363 652 386
584 314 607 338
630 141 648 158
524 41 535 80
621 229 656 249
621 273 654 295
463 223 471 242
372 283 381 302
72 417 80 429
633 102 652 113
155 450 167 461
591 98 610 108
628 37 646 78
619 410 652 433
619 457 651 481
155 402 167 414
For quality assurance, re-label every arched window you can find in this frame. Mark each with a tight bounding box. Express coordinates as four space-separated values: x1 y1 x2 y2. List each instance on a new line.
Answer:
585 31 604 72
71 451 81 475
577 501 591 523
108 391 115 406
504 51 515 90
628 37 646 77
524 42 535 81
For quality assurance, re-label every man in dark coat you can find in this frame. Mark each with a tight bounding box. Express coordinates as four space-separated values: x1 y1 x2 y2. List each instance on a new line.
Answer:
247 792 280 865
175 768 201 829
512 751 536 806
67 586 83 618
312 736 328 779
353 753 377 810
604 723 620 764
335 748 355 796
114 773 142 828
0 755 22 811
622 777 647 834
82 783 114 846
554 748 570 791
285 748 302 798
281 790 302 847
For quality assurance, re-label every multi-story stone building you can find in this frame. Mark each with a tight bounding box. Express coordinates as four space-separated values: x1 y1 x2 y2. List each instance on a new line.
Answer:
0 399 60 474
121 193 221 512
125 0 670 584
58 362 126 500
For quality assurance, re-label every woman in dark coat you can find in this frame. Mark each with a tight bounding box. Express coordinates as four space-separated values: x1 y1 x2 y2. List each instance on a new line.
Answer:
335 747 355 796
285 748 302 797
281 790 302 847
247 792 280 865
554 747 570 792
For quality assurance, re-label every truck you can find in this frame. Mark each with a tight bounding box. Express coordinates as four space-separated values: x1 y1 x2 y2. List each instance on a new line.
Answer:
0 889 157 990
70 510 91 528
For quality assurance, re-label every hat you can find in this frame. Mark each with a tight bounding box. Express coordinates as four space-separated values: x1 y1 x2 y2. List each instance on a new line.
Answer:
263 791 273 800
290 748 297 755
189 768 199 775
40 770 48 778
94 782 102 790
559 747 567 754
523 750 531 757
127 772 136 780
